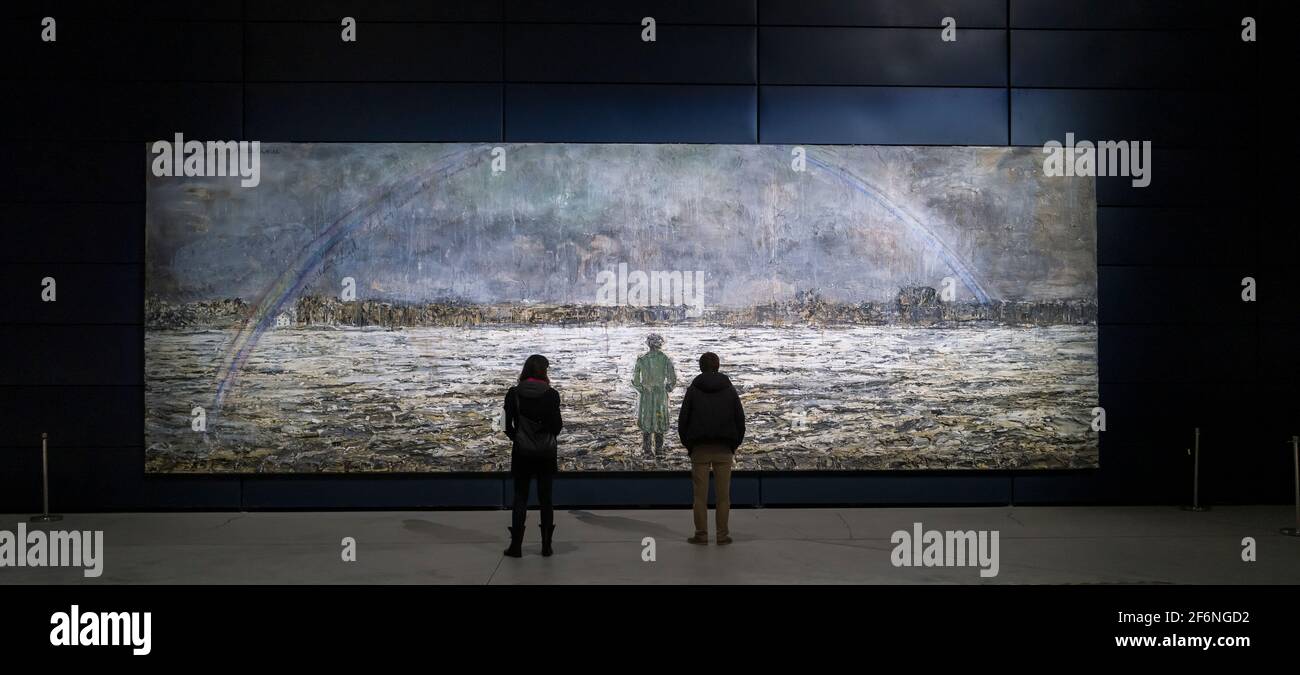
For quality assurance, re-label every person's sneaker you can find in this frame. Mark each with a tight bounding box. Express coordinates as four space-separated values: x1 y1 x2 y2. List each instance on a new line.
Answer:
687 534 709 545
716 535 733 545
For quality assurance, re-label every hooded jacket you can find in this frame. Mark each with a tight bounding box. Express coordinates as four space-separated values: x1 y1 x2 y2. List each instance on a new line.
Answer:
677 372 745 453
505 379 563 457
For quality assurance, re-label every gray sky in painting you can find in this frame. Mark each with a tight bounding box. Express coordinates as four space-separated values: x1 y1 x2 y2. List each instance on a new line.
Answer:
146 143 1096 306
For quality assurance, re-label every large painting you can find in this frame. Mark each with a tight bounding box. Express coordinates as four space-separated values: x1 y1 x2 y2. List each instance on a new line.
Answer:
145 143 1097 473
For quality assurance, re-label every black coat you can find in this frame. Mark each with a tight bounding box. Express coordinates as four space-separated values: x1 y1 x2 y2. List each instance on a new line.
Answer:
677 372 746 453
504 379 563 474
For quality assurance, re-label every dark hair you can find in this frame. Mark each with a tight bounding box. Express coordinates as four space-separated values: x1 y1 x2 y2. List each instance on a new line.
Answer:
699 352 720 373
518 354 550 383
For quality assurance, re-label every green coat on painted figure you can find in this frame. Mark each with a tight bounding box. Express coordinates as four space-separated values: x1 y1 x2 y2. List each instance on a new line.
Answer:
632 349 677 434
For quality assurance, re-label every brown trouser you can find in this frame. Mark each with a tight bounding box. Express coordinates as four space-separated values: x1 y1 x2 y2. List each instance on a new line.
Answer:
690 444 733 537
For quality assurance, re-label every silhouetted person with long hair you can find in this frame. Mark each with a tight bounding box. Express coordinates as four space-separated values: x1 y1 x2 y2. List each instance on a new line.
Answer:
503 354 563 557
678 352 745 545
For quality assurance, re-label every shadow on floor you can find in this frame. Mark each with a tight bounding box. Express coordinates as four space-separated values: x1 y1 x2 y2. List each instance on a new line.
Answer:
402 518 494 541
567 509 683 538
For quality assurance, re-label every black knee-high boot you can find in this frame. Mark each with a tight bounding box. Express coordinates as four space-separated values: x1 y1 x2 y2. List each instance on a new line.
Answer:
504 527 524 557
507 473 530 557
541 525 555 557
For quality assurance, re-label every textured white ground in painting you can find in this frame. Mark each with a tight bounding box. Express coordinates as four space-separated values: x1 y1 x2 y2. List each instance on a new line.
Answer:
145 325 1098 473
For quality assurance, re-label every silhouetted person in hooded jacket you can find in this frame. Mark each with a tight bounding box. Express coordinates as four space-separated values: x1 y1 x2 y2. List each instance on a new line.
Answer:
503 354 563 557
677 352 745 544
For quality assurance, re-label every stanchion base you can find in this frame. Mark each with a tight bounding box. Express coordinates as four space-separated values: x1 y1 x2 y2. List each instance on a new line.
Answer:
1281 527 1300 537
29 514 63 523
1180 505 1211 512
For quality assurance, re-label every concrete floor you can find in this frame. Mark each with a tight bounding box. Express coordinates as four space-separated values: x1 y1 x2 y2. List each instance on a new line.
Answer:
2 506 1299 584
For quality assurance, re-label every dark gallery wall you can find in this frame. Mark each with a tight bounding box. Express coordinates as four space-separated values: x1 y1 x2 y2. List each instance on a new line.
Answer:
0 1 1294 510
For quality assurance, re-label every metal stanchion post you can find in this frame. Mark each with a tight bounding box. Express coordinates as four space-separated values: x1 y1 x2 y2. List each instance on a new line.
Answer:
1181 427 1210 512
1282 436 1300 537
29 432 62 523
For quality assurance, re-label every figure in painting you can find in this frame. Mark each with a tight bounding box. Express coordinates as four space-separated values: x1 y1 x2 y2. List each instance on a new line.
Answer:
632 333 676 458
